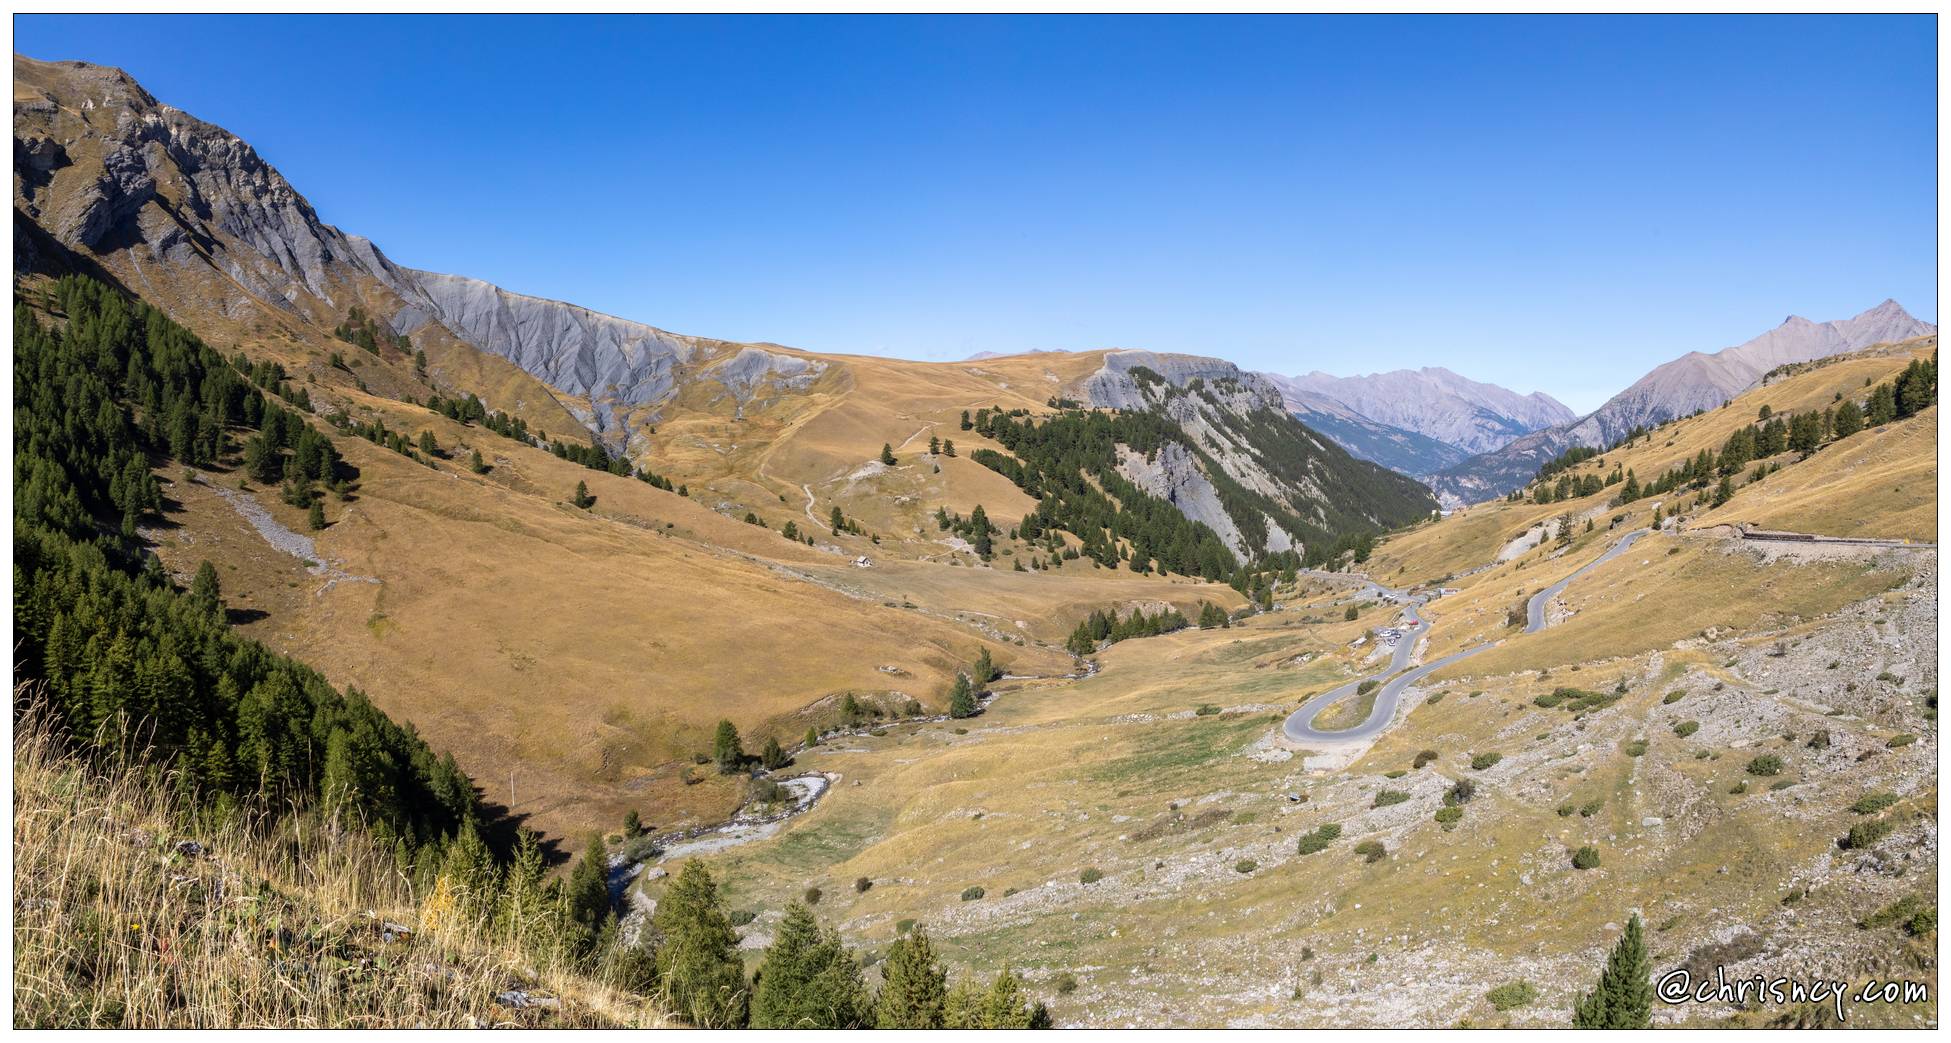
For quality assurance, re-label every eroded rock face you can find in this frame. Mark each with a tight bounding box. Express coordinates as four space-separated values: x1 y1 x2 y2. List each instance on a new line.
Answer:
14 54 825 455
1081 350 1435 559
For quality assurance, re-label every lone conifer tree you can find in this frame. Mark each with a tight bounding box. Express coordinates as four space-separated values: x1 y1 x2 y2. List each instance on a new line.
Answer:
1571 913 1652 1028
874 925 948 1028
573 480 594 509
654 861 748 1027
751 901 869 1028
972 646 996 684
308 500 326 531
947 674 977 719
469 448 489 474
880 443 897 466
760 735 789 770
707 720 743 773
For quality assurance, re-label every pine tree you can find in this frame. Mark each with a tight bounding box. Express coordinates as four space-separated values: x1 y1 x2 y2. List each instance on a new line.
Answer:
308 501 326 531
1199 602 1227 629
712 719 745 773
960 410 973 431
804 726 820 747
1713 475 1734 507
414 347 428 375
928 435 941 455
942 438 956 457
760 735 789 770
418 430 438 457
191 560 222 618
874 925 948 1028
563 833 612 958
573 480 594 509
654 861 749 1028
622 809 644 837
469 448 488 473
880 443 897 466
1833 398 1865 438
750 901 869 1028
972 646 996 684
1571 913 1652 1028
947 674 977 719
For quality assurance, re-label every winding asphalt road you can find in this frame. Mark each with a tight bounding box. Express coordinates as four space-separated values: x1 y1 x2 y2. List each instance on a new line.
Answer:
1281 528 1652 746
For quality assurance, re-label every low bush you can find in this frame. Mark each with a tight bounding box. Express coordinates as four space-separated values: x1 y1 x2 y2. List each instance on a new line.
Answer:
1054 972 1079 995
803 886 822 905
1860 895 1936 936
1623 739 1648 757
855 876 873 893
1435 806 1463 830
1486 981 1538 1011
1446 778 1478 806
1373 789 1410 808
1571 846 1601 870
1353 839 1386 863
1079 868 1103 885
1556 802 1575 817
1357 680 1379 696
1578 798 1604 817
1663 690 1686 705
1470 752 1502 771
1194 704 1221 717
1234 859 1258 874
1840 819 1896 851
1413 749 1440 769
1296 824 1342 855
1851 792 1900 815
1746 755 1784 776
1673 720 1700 738
960 886 986 901
1887 733 1918 748
1383 770 1408 779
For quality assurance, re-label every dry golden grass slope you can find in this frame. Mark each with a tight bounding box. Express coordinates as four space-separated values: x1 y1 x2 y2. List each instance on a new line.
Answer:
647 340 1936 1027
13 708 668 1029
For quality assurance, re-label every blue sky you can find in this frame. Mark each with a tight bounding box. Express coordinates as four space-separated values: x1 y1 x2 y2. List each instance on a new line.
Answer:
15 14 1937 411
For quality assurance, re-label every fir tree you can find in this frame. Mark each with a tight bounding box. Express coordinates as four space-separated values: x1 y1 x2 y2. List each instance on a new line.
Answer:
947 674 977 719
1571 913 1652 1028
880 443 897 466
418 430 438 457
750 901 870 1028
972 646 997 684
572 480 594 509
712 719 745 773
563 833 613 958
760 735 789 770
654 861 749 1028
875 925 948 1028
191 560 222 618
308 501 326 531
469 448 489 474
928 435 941 455
1833 398 1865 438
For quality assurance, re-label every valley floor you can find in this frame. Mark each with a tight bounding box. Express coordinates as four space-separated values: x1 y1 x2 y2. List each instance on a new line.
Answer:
637 528 1937 1028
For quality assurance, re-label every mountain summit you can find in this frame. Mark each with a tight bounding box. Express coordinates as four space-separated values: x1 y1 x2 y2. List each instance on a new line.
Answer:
1427 299 1936 503
1272 366 1575 456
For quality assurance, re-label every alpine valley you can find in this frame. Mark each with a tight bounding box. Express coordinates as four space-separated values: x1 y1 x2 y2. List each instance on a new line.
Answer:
12 52 1938 1031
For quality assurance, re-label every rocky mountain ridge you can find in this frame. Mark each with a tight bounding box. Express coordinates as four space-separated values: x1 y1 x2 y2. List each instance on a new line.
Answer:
1428 300 1936 504
1276 366 1575 455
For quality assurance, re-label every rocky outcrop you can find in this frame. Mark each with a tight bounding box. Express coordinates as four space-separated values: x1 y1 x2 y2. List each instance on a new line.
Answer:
13 55 824 455
1080 350 1437 557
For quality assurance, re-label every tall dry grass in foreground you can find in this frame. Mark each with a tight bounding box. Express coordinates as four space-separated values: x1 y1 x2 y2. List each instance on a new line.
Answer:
12 706 667 1028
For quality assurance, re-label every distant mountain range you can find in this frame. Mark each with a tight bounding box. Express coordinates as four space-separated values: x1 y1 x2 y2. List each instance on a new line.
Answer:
1425 300 1937 504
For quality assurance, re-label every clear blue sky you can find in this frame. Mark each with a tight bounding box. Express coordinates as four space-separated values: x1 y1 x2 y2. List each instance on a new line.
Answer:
15 14 1937 411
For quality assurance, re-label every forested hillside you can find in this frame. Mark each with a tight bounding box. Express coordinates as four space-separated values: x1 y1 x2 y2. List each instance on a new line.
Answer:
11 274 1054 1028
